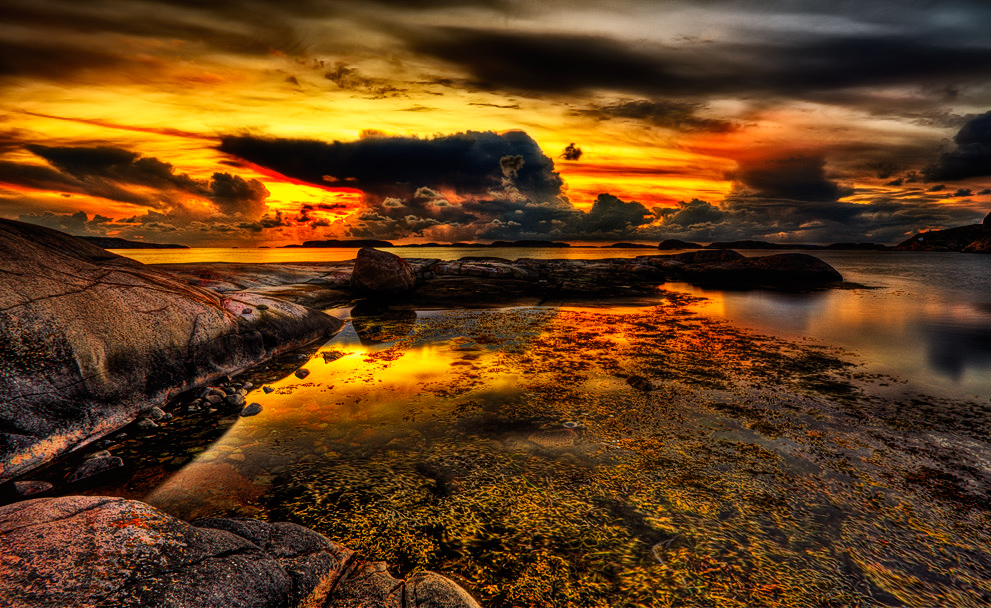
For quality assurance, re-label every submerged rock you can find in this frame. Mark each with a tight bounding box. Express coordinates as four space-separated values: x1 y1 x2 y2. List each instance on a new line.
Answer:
67 455 124 483
350 247 416 296
0 219 344 484
0 496 481 608
241 403 262 417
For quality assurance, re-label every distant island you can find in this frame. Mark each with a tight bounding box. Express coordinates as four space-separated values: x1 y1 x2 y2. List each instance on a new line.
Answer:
81 236 188 249
286 239 395 248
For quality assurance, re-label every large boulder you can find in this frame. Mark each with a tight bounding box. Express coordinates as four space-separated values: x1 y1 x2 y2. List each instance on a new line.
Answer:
0 496 480 608
0 219 343 483
350 248 416 296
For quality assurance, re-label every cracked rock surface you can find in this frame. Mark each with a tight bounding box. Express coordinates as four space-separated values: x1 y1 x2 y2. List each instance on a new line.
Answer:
0 496 480 608
0 219 344 483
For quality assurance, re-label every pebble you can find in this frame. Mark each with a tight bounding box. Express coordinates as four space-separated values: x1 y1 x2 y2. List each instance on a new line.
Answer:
136 418 159 430
256 304 269 311
146 406 166 421
262 386 275 394
241 382 253 391
295 368 310 379
186 404 201 413
85 450 111 460
205 394 223 405
242 308 252 315
225 393 246 408
240 403 262 417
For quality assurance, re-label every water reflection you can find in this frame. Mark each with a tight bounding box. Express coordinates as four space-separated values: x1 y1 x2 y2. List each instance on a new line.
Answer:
349 302 418 345
668 281 991 399
138 304 991 607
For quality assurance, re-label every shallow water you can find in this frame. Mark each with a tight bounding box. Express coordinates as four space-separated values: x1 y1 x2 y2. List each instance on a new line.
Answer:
117 247 991 399
116 302 991 607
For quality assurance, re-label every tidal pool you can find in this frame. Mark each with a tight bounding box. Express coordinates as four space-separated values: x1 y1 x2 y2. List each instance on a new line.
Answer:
84 298 991 607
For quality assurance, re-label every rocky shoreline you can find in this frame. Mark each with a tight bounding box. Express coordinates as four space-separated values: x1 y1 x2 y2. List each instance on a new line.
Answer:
0 218 850 607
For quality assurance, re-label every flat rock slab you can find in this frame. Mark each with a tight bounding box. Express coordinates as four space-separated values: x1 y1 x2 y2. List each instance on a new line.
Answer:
0 496 481 608
0 219 343 483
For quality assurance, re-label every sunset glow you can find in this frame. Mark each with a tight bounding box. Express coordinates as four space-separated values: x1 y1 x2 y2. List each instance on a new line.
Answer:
2 1 990 245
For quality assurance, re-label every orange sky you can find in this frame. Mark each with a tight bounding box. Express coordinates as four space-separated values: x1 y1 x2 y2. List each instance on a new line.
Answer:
1 1 990 245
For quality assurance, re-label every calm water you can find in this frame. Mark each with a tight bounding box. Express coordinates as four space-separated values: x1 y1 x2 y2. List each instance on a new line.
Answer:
117 247 991 399
73 247 991 606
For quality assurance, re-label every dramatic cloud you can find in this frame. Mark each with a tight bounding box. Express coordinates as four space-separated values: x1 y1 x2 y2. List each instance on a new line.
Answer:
407 27 991 101
652 197 988 245
729 156 852 202
924 111 991 181
220 130 564 203
575 99 735 132
561 143 583 161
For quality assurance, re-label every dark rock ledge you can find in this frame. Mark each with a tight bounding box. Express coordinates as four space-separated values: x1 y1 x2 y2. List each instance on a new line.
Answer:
0 495 479 608
159 247 846 309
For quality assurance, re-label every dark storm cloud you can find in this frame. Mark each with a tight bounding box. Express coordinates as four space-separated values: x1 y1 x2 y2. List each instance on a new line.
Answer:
581 194 654 234
924 111 991 181
0 143 270 217
220 130 564 202
729 156 852 203
561 143 582 161
652 196 987 245
575 99 735 132
407 27 991 101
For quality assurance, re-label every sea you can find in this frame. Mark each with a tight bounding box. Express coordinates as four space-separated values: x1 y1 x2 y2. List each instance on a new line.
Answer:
117 246 991 400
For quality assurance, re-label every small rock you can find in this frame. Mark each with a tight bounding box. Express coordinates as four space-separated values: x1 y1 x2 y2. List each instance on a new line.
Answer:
146 406 166 421
241 382 253 391
240 403 262 417
262 386 275 394
625 374 654 392
225 393 246 408
67 455 124 483
97 439 114 449
242 308 252 315
136 418 159 430
206 387 226 398
322 351 345 363
205 394 223 405
227 453 246 462
256 304 269 310
527 428 578 449
295 368 310 379
12 480 53 499
186 404 201 413
85 450 111 460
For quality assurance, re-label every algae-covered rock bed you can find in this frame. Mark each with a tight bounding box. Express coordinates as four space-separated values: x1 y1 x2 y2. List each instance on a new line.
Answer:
39 296 991 608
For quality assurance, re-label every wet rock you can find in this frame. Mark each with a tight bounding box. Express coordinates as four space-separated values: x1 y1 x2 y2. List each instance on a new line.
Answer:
136 418 159 431
146 406 166 421
527 428 578 449
350 247 416 296
263 386 275 394
321 351 345 363
294 369 311 380
225 393 247 409
674 253 843 288
241 403 262 417
11 480 54 500
0 496 481 608
242 382 253 391
67 455 124 483
0 219 344 484
85 450 111 460
205 394 223 405
625 374 654 392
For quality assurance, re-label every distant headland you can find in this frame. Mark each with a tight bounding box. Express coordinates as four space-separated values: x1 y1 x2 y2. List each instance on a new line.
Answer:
81 236 188 249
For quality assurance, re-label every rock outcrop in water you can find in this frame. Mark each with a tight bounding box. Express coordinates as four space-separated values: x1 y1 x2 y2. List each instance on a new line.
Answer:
160 248 846 309
0 496 480 608
350 247 417 296
0 219 344 484
895 212 991 253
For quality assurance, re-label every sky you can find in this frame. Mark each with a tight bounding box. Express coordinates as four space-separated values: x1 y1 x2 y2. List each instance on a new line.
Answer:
1 0 990 246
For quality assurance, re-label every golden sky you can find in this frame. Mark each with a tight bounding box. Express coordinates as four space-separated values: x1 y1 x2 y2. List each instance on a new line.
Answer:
1 0 990 245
